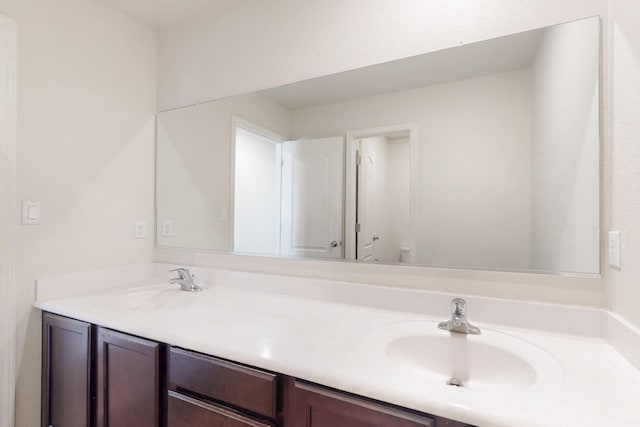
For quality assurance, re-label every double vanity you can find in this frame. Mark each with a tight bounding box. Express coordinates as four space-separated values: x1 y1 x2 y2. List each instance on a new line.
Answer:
35 264 640 427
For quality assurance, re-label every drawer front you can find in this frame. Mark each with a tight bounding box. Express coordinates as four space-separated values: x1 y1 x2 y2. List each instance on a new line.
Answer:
295 382 435 427
168 391 273 427
169 347 278 419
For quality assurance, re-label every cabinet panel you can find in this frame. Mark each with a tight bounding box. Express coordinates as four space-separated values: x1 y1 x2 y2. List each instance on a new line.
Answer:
96 327 163 427
294 382 434 427
42 312 92 427
169 347 278 419
168 390 273 427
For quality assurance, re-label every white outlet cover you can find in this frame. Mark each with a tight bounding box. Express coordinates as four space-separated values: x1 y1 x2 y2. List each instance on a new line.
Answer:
161 219 173 237
608 231 621 269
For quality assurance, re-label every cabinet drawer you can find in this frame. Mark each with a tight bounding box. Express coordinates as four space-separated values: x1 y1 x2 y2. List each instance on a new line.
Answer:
168 391 273 427
169 347 278 419
295 381 435 427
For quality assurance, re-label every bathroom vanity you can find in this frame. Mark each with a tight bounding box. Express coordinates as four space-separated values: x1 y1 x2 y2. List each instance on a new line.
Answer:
35 265 640 427
41 312 463 427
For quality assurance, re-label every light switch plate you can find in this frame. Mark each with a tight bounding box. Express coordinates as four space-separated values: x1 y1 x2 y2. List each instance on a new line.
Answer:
135 220 147 239
608 231 621 269
21 201 42 225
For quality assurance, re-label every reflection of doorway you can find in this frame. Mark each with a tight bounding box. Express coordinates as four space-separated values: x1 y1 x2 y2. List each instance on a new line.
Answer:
232 121 285 255
232 117 344 259
346 124 416 263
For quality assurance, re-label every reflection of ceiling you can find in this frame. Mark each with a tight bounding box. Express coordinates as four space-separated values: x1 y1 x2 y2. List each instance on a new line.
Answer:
98 0 235 29
260 28 544 110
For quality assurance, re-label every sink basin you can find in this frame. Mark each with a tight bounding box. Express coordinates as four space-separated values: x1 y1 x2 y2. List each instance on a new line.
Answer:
386 334 536 390
95 285 198 312
361 320 563 393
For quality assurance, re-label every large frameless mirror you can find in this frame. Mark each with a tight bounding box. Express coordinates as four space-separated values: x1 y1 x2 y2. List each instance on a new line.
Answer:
156 16 600 275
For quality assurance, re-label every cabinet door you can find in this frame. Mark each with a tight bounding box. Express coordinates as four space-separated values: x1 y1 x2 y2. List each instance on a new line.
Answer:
168 391 273 427
42 312 93 427
294 382 434 427
96 327 163 427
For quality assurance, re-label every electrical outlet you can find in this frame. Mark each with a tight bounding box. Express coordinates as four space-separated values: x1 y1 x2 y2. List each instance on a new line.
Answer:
162 220 173 237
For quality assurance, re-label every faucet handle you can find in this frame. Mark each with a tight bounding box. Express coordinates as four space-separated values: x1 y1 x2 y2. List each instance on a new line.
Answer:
169 267 191 280
451 298 466 316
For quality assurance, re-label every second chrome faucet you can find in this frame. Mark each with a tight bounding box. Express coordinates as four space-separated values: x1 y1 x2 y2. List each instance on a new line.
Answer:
169 268 202 292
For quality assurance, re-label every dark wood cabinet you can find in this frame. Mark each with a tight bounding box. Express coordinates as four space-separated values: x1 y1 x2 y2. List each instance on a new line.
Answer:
293 381 435 427
41 312 93 427
96 327 164 427
41 313 474 427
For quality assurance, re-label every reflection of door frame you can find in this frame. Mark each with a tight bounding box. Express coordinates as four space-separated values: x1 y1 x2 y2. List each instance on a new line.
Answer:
345 123 417 262
0 14 17 427
229 116 287 253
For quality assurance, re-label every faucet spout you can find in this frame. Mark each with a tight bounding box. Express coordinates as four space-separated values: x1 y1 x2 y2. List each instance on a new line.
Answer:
438 298 481 335
168 268 202 292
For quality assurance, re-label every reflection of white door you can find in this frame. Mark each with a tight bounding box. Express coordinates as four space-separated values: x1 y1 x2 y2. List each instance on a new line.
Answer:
357 141 376 261
281 137 344 258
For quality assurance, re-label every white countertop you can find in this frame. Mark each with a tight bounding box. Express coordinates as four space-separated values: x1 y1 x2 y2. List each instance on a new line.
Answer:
34 265 640 427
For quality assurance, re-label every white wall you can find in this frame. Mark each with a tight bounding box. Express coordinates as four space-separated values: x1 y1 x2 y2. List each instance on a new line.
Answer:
530 17 600 274
292 70 533 271
0 1 157 426
156 93 290 250
610 0 640 330
156 0 609 307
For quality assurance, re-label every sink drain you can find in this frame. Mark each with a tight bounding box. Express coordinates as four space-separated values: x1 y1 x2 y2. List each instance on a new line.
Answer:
447 378 463 387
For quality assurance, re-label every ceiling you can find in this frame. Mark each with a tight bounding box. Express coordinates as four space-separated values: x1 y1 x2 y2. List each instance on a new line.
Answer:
99 0 234 29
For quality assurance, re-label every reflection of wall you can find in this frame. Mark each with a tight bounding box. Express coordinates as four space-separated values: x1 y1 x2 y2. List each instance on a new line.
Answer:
156 93 291 250
234 129 281 255
530 18 600 274
292 70 532 270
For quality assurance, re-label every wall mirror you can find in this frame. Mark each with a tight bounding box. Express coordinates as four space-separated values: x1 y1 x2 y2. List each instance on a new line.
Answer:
156 16 600 275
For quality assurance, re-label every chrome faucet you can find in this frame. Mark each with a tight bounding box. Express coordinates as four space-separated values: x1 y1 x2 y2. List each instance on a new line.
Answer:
438 298 481 335
168 268 202 292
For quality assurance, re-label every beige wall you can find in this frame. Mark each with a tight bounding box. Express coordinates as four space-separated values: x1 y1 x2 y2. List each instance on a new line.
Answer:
610 0 640 329
0 0 157 426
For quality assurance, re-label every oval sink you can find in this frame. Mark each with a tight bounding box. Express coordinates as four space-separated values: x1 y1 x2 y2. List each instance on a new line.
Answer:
386 334 536 391
360 320 564 393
